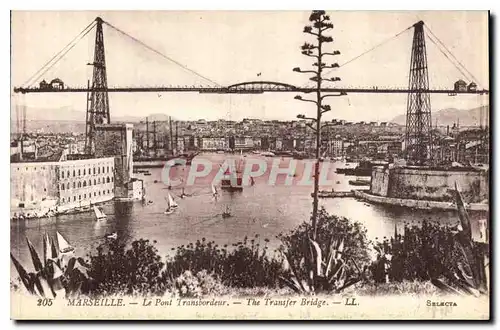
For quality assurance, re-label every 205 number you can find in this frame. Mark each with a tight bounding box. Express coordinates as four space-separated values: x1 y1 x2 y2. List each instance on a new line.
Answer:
37 298 53 306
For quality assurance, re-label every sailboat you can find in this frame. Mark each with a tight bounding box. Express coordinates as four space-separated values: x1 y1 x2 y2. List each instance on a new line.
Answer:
211 184 218 199
164 193 176 215
56 231 75 254
93 206 107 220
168 193 178 208
222 205 232 218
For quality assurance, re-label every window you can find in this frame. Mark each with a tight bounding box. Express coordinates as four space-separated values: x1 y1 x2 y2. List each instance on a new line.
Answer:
62 171 64 179
99 191 101 196
61 184 65 191
78 182 81 188
73 170 76 177
67 183 70 189
106 177 110 183
94 192 97 197
89 179 92 186
73 196 76 201
107 166 109 173
107 190 110 194
84 194 86 198
73 182 76 189
83 169 86 175
98 167 100 174
102 166 105 174
83 181 87 187
103 190 106 195
94 179 96 185
98 178 101 184
111 177 114 182
78 169 81 176
93 168 96 175
62 198 65 203
67 171 70 178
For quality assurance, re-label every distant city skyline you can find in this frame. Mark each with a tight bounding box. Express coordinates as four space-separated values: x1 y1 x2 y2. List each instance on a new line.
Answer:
11 11 489 122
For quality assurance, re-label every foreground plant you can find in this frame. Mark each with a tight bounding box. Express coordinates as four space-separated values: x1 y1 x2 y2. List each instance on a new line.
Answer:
278 209 368 293
428 183 489 296
10 233 89 298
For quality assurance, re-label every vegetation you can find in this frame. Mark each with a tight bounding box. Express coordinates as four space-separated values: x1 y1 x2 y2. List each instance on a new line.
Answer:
370 183 489 296
277 209 369 293
10 234 89 298
293 10 344 238
10 187 488 299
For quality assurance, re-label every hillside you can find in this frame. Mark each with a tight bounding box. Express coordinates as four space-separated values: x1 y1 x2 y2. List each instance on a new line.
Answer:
391 105 489 127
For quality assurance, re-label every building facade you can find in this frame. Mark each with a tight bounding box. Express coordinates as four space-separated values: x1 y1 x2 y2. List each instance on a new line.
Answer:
10 156 116 215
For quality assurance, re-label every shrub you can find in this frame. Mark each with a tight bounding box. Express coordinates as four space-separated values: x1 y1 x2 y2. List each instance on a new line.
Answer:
166 236 285 288
87 239 168 297
172 270 226 298
277 208 370 293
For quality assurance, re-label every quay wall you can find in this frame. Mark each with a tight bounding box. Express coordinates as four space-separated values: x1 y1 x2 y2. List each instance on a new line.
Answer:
370 166 488 204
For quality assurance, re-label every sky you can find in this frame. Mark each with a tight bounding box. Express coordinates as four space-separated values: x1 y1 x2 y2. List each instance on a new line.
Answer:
10 11 489 122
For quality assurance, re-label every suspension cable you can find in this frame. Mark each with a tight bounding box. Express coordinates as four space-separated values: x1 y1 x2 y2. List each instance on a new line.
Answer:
424 25 481 85
425 31 470 83
322 24 413 80
103 20 220 87
22 20 96 88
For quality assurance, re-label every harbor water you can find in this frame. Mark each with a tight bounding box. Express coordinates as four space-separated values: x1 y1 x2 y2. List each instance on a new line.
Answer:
10 153 487 275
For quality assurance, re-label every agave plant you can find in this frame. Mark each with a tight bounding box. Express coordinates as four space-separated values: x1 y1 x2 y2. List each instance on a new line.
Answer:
280 235 364 293
10 233 89 299
429 182 489 296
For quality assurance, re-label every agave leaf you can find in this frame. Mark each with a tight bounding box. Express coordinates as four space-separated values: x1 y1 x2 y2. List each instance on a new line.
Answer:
26 238 44 273
308 238 323 277
279 276 302 294
454 182 472 240
37 275 55 299
10 253 35 294
337 278 361 292
455 241 478 288
32 274 45 297
51 261 64 280
337 238 345 255
284 252 306 292
325 248 335 277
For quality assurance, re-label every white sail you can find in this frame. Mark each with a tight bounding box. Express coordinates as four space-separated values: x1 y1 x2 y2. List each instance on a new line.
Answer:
168 193 178 208
93 206 106 220
57 231 74 253
211 184 217 195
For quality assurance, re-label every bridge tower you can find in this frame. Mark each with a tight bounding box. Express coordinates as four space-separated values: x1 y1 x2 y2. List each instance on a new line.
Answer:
404 21 433 165
85 17 111 155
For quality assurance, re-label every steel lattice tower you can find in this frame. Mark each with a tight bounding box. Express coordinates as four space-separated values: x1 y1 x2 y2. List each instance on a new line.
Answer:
404 21 433 165
85 17 111 155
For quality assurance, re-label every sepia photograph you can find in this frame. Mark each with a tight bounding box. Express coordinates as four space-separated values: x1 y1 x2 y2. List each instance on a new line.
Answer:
9 10 490 320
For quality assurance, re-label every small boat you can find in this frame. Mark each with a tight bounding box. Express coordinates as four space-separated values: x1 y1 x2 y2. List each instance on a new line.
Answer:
93 206 107 220
222 205 231 218
164 193 176 215
106 232 117 240
348 177 371 186
167 193 178 208
57 231 75 254
211 184 218 198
